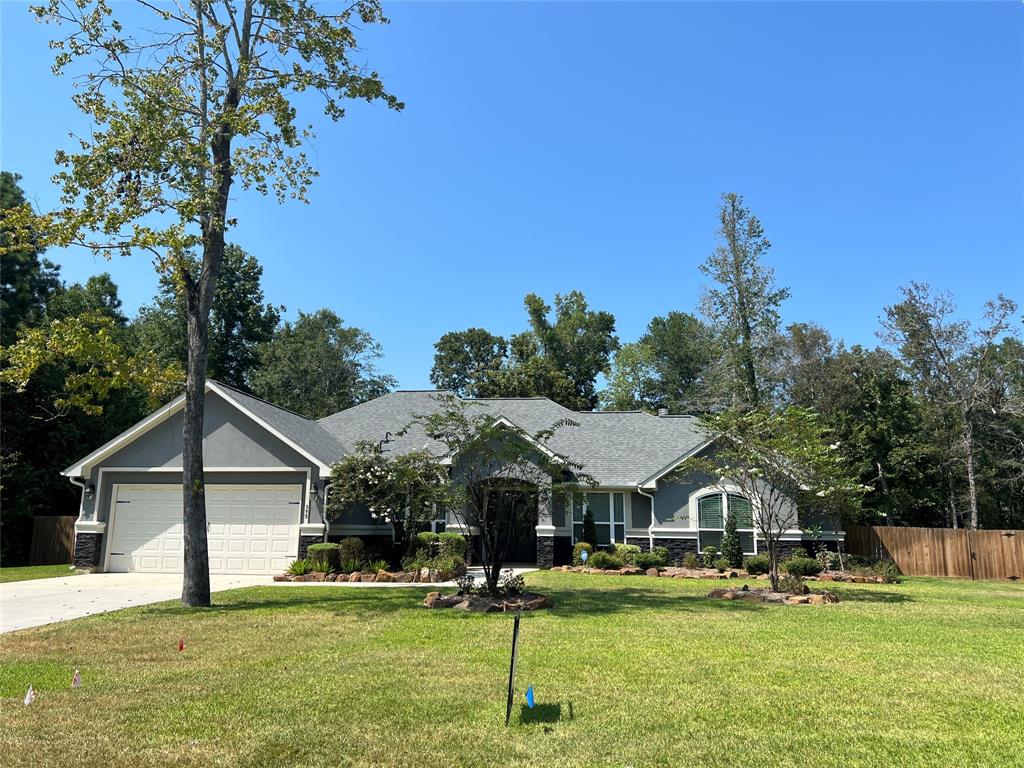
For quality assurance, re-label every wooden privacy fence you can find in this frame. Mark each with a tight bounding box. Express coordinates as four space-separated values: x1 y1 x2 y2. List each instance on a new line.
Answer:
845 524 1023 581
29 516 76 566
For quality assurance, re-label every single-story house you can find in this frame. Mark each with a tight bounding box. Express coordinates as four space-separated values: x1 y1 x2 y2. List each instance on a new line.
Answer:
65 382 838 573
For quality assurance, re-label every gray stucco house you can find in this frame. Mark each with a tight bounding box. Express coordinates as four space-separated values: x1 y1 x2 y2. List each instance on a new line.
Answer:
65 382 833 573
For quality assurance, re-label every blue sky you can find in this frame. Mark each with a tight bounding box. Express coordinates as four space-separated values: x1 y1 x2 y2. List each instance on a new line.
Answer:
2 1 1022 390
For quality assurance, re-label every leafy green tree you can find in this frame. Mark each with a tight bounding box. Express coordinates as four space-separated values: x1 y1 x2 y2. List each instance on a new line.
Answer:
406 395 593 593
700 193 790 408
249 309 395 419
1 172 60 345
135 245 282 390
47 273 127 325
11 0 401 605
880 283 1019 529
601 341 660 411
675 406 865 590
429 328 507 397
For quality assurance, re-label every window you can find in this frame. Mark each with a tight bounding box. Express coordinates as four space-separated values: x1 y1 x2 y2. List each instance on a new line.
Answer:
572 492 626 545
697 494 724 552
697 492 757 555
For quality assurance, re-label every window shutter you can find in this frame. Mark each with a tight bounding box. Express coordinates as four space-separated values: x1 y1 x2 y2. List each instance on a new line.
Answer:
728 495 753 528
698 494 723 528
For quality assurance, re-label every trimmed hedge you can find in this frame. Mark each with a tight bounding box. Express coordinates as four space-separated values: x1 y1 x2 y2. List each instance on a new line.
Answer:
614 543 642 566
572 542 594 566
339 537 366 572
588 551 624 570
306 542 340 572
743 554 771 575
782 556 823 577
437 532 467 559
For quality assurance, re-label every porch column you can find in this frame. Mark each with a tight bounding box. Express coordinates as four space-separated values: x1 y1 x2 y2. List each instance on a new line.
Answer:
535 482 555 569
73 521 106 571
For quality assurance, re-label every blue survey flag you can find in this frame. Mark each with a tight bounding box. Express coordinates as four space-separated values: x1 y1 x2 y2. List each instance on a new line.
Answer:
525 685 535 708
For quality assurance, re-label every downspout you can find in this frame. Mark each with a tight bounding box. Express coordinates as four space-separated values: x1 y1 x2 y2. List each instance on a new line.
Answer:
69 477 88 521
637 486 656 552
320 482 333 542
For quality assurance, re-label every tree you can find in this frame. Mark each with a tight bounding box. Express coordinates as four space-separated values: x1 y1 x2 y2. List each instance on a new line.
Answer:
602 311 715 412
326 441 444 558
407 395 592 593
700 193 790 408
674 407 864 590
1 172 60 345
429 328 507 397
47 273 127 324
135 245 282 390
249 309 395 419
880 283 1019 529
582 507 598 550
10 1 401 605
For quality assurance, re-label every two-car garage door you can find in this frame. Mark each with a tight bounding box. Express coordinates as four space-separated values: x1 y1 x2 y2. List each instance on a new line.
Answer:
105 484 301 574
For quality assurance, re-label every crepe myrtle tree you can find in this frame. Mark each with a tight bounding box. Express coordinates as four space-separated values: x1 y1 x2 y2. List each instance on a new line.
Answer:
326 441 445 559
2 1 402 606
673 406 865 590
404 395 593 594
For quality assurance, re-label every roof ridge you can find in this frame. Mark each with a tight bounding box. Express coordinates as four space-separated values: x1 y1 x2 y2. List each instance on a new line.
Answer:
209 380 319 424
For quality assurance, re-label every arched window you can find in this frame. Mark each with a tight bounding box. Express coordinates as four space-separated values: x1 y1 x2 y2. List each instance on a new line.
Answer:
728 494 756 555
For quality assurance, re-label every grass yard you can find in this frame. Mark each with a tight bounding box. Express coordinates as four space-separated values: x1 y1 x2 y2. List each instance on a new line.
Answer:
0 564 75 583
1 572 1021 768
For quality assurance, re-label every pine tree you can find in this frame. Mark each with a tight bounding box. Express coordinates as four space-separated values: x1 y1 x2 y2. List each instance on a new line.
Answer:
721 506 744 568
582 508 599 549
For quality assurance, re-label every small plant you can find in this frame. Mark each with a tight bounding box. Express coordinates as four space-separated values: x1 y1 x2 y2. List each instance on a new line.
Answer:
788 546 810 560
572 542 594 566
588 551 624 570
779 573 806 595
682 552 701 570
782 557 824 577
635 551 664 569
366 558 390 573
873 560 902 583
614 543 642 566
287 559 313 575
743 554 771 575
712 557 730 573
816 547 840 571
498 569 526 595
455 573 476 594
306 542 340 572
702 546 718 568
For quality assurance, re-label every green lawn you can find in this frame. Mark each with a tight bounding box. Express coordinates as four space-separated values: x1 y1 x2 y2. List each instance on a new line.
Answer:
1 572 1021 768
0 564 75 583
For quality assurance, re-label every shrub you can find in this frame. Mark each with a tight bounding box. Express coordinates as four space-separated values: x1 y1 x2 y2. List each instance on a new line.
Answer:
588 551 624 570
782 557 824 577
415 531 440 552
582 509 598 553
816 548 840 571
614 543 642 566
788 546 810 560
651 546 669 564
498 570 526 595
721 512 743 569
366 558 390 573
635 551 665 569
305 542 340 572
743 554 771 575
682 552 701 570
437 532 467 560
338 537 365 572
712 557 730 573
873 560 901 583
287 559 313 575
779 573 806 595
702 546 718 568
572 542 594 566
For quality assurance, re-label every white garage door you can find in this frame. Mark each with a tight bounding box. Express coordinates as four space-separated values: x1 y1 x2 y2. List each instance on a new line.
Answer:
106 484 302 574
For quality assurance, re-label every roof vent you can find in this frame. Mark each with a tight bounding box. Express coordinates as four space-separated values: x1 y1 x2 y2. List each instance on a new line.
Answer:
657 407 669 417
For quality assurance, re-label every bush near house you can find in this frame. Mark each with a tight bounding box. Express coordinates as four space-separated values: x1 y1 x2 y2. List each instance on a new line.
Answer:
614 543 642 565
287 559 314 576
572 542 594 565
587 551 624 570
743 554 771 575
339 537 366 573
306 543 341 572
683 553 700 569
702 546 718 568
782 557 824 577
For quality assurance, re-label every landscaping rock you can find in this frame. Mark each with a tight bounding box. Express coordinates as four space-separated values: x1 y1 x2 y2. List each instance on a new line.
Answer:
273 574 292 582
620 567 643 576
376 571 394 583
645 568 660 577
785 595 810 605
310 572 327 581
326 573 338 582
819 573 834 581
423 592 441 608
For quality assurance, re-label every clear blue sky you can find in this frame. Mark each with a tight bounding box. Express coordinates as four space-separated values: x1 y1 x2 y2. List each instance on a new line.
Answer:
2 1 1022 389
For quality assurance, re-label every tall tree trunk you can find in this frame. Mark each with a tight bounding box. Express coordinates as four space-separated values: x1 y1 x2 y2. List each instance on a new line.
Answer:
963 420 979 530
181 123 233 606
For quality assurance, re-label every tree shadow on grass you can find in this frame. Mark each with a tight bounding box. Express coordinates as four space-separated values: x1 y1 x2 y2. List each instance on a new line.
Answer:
518 702 566 725
823 587 913 604
139 586 433 618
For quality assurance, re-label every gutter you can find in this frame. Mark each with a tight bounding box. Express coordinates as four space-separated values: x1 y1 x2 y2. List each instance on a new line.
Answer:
637 486 656 551
68 476 89 521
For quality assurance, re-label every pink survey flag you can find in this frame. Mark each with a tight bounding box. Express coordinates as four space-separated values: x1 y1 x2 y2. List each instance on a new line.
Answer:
178 637 186 653
71 669 82 689
24 686 36 706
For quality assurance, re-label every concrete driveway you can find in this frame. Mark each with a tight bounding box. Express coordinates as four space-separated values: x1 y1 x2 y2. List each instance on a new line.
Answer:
0 573 268 633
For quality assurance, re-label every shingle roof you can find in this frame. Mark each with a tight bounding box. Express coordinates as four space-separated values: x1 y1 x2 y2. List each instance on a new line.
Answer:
317 390 709 486
211 382 347 466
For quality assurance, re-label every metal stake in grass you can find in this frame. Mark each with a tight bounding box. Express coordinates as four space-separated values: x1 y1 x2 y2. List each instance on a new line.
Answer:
505 612 522 726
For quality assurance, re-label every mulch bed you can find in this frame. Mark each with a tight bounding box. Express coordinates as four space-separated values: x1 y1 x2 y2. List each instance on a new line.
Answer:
422 591 553 612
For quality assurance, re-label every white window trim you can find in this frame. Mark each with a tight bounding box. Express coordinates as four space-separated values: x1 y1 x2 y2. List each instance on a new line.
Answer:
571 491 627 546
693 488 759 556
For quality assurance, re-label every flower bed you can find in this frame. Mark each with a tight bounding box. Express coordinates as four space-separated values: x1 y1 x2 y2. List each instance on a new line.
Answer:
707 586 840 605
274 566 463 584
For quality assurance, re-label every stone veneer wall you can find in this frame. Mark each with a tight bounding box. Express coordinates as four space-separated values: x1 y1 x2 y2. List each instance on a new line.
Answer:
297 534 323 561
627 536 699 565
73 533 103 570
536 537 554 569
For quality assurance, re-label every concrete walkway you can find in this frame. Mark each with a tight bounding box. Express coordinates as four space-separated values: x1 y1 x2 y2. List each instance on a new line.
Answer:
1 567 538 633
0 573 266 633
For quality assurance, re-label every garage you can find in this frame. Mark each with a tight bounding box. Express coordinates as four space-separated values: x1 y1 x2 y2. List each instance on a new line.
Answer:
105 484 302 574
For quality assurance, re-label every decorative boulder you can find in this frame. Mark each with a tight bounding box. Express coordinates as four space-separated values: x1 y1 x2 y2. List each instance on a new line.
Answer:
645 568 660 577
376 571 394 583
